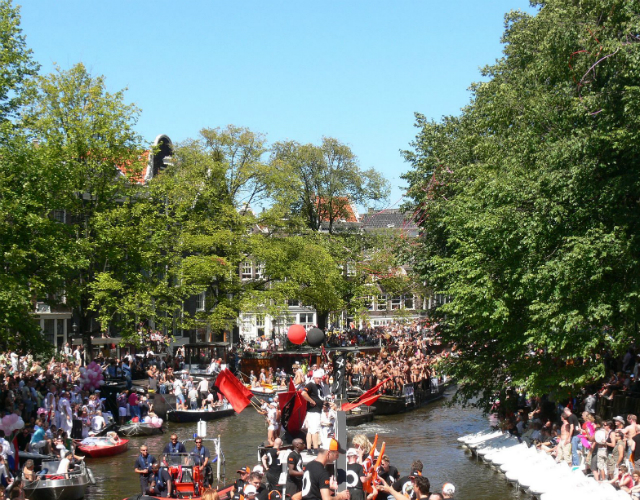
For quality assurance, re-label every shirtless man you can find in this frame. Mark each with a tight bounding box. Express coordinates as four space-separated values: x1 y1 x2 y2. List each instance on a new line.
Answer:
555 413 572 465
293 364 305 389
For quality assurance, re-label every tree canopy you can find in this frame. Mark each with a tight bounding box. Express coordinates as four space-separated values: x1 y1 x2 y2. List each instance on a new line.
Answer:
403 0 640 408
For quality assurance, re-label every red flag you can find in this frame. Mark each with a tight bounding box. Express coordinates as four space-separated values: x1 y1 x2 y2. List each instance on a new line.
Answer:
289 379 295 392
288 392 307 435
359 378 390 400
341 394 380 411
215 369 253 413
341 378 389 411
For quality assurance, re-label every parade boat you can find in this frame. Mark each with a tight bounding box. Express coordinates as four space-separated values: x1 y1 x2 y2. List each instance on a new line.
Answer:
23 459 95 500
123 434 233 500
167 406 236 423
118 421 164 437
74 435 129 458
353 380 446 416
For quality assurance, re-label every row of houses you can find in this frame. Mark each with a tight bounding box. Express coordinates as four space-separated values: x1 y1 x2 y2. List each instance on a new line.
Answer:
32 134 441 354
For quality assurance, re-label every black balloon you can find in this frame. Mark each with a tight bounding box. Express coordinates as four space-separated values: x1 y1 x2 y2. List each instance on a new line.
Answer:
306 327 325 347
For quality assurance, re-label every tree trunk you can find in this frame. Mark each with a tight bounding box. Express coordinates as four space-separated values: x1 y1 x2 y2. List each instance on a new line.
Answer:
317 311 329 331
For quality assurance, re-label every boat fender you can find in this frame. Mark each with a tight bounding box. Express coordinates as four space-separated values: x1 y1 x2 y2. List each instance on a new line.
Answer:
88 468 96 485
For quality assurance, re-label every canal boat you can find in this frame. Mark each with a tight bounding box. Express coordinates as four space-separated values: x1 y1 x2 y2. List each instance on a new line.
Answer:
23 458 94 500
248 384 289 400
345 405 375 426
348 380 446 416
167 406 236 423
122 434 232 500
118 421 163 437
75 435 129 458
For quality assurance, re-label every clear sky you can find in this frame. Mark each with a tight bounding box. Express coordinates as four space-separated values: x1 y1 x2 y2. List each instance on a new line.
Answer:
18 0 535 207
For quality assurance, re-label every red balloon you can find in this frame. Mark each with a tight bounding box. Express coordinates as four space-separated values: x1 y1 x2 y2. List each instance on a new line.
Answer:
287 324 307 345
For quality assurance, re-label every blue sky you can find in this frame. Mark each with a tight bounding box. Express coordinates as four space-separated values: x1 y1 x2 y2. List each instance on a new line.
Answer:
18 1 535 206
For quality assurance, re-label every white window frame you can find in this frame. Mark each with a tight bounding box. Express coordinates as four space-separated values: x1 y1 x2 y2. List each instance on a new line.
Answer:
255 262 265 279
377 295 387 311
404 295 415 310
241 261 253 280
196 291 206 311
390 296 402 310
346 262 356 277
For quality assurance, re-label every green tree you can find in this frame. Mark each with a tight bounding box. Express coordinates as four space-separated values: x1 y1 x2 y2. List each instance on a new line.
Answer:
403 0 640 408
273 138 390 234
22 63 144 356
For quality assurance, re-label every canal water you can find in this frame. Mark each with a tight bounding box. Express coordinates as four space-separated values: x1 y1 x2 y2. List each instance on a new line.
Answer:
87 390 520 499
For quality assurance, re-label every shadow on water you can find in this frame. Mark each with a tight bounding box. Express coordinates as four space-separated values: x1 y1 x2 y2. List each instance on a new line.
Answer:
86 391 521 500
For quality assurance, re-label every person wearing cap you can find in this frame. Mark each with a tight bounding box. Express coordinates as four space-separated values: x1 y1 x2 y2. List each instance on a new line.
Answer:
286 439 305 495
299 439 349 500
234 467 251 494
244 485 258 500
392 460 424 500
266 401 280 446
441 483 455 499
301 369 325 451
346 448 365 500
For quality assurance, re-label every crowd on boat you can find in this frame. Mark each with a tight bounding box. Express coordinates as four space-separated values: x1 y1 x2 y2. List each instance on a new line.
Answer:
131 430 457 500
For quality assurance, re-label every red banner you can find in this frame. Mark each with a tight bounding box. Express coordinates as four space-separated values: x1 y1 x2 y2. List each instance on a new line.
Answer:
341 378 389 411
215 369 253 413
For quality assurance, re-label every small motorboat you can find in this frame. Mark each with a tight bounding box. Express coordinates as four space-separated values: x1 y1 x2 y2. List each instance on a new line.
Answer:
75 435 129 458
118 422 163 437
23 458 94 500
122 436 232 500
167 406 235 423
249 384 288 400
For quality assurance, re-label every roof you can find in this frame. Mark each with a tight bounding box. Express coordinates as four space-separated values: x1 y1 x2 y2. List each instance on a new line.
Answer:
361 209 418 234
316 197 359 223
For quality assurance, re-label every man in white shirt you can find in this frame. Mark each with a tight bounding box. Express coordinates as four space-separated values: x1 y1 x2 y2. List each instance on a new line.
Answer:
90 411 106 435
173 379 186 410
56 451 72 474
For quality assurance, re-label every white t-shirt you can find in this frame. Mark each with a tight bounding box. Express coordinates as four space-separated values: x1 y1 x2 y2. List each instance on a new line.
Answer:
198 380 208 393
91 415 105 432
173 380 183 396
57 457 70 474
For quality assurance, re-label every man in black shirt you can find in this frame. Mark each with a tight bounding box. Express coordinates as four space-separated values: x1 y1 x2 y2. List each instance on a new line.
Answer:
286 439 305 495
262 438 283 491
301 370 325 451
133 445 156 494
393 460 424 500
163 434 187 455
346 448 365 500
378 455 399 486
149 461 172 498
234 466 251 494
302 438 349 500
563 407 581 466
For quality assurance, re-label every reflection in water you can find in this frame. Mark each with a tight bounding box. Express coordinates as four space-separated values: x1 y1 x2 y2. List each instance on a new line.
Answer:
87 390 519 500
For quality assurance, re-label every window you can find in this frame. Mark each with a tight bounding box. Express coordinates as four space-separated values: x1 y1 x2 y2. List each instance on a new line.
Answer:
52 210 66 224
390 296 402 310
404 295 415 310
255 262 265 279
364 295 375 311
241 261 252 279
288 299 301 307
299 313 314 326
256 315 265 328
196 291 206 311
346 262 356 277
43 319 55 345
377 295 387 311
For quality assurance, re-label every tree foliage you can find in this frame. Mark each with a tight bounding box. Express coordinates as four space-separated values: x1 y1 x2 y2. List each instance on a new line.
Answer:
403 0 640 408
273 138 390 233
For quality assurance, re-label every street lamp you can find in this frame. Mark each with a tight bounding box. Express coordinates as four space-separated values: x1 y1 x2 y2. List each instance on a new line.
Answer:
71 321 78 344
